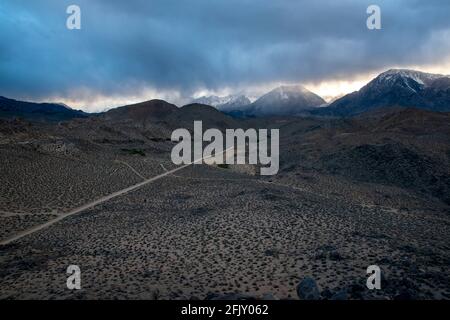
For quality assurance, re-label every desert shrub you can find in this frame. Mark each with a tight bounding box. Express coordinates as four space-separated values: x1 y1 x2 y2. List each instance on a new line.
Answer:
122 148 146 156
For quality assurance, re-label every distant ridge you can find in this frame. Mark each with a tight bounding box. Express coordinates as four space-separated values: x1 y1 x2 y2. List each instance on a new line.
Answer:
0 96 88 122
103 100 238 130
104 99 179 122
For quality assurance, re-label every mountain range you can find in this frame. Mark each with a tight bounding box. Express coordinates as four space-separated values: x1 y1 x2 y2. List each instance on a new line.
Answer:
192 69 450 118
1 69 450 121
191 95 251 112
192 85 326 118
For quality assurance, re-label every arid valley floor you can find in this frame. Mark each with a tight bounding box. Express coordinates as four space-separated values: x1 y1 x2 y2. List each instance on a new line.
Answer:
1 103 450 300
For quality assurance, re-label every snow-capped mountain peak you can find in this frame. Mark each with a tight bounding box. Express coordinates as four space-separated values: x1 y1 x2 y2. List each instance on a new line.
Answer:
321 68 450 117
248 85 326 116
375 69 445 87
191 94 251 111
270 85 310 100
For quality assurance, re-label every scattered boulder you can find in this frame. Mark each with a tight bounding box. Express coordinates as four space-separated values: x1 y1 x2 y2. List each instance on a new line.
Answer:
320 288 333 299
296 277 320 300
330 289 348 300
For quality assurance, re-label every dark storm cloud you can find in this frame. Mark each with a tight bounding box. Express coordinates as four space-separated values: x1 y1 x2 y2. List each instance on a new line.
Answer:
1 0 450 102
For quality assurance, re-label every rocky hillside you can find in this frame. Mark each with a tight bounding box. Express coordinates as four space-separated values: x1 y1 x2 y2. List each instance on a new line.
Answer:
316 69 450 117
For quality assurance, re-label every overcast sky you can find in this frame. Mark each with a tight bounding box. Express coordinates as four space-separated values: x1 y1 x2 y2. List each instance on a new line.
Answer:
1 0 450 111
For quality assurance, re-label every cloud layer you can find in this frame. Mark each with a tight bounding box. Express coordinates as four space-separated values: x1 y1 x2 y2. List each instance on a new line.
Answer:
1 0 450 110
